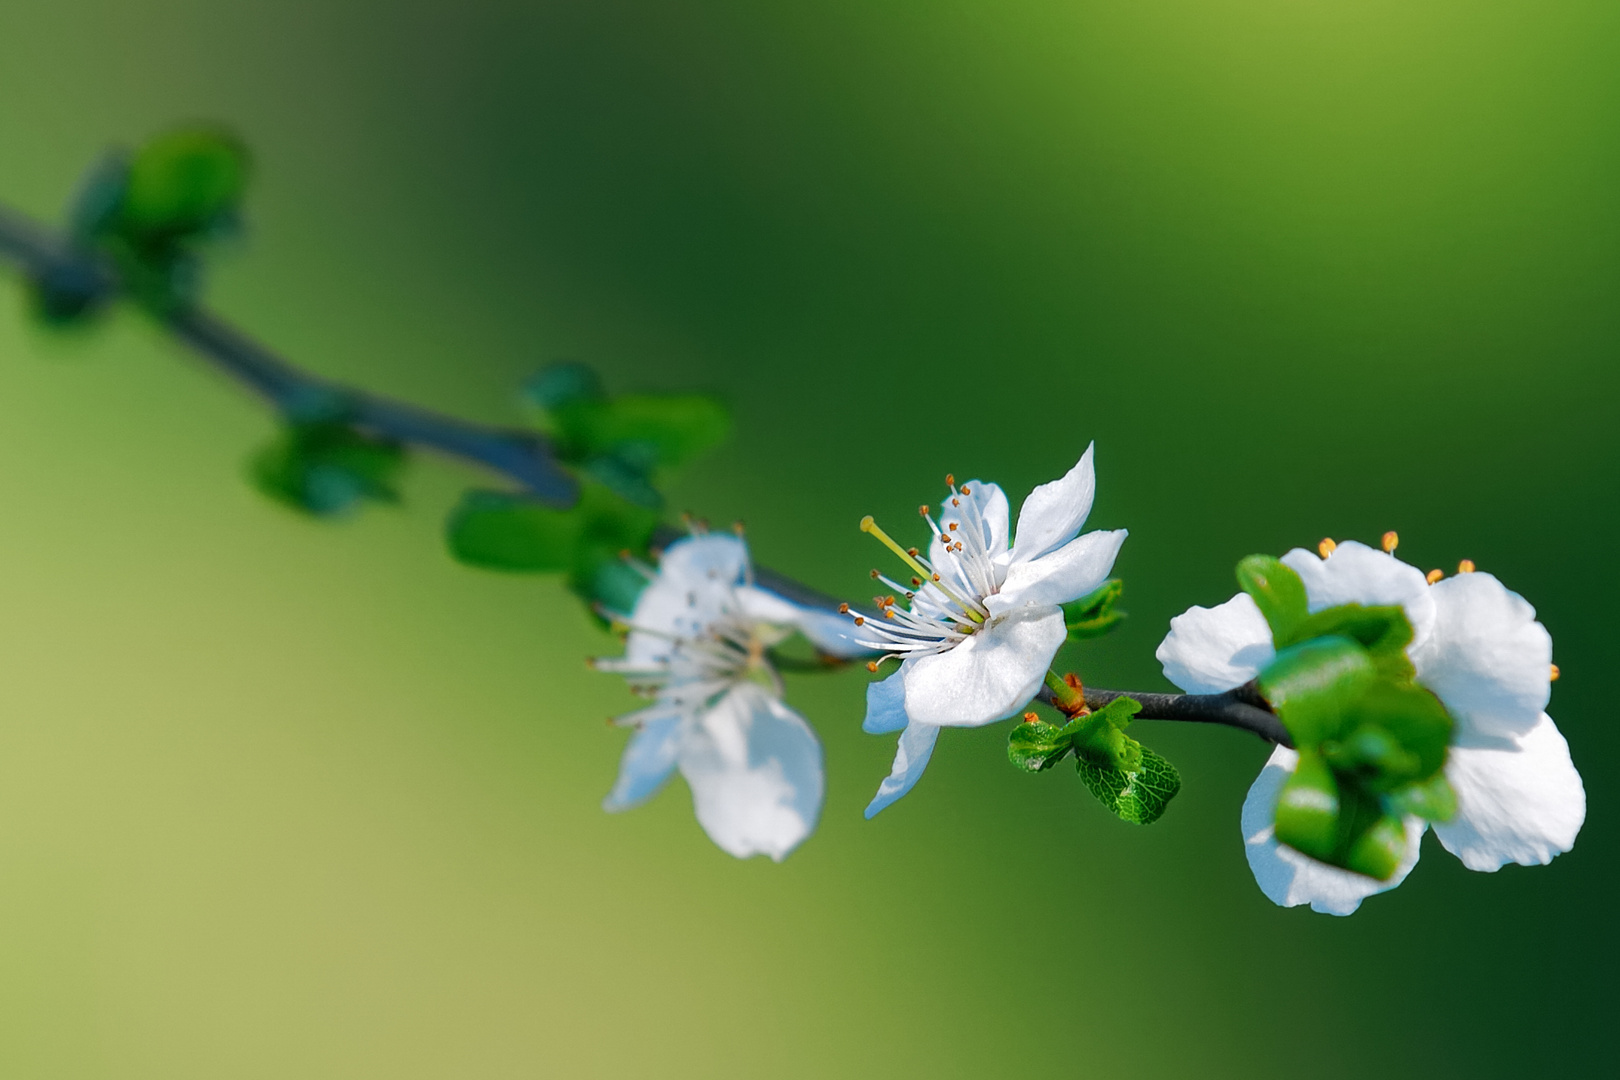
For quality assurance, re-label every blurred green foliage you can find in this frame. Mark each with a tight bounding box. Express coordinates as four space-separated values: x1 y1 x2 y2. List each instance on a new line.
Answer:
1243 560 1454 879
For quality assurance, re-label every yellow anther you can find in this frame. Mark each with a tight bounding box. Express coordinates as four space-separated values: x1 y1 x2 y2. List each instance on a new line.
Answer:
1550 664 1561 682
948 522 958 531
866 661 879 673
1022 712 1039 724
1458 559 1476 574
918 504 930 517
854 616 866 626
732 520 745 536
1382 531 1399 554
1319 538 1337 558
945 473 955 487
951 498 960 507
838 602 850 614
870 569 880 579
1426 569 1444 584
862 512 982 620
960 485 972 495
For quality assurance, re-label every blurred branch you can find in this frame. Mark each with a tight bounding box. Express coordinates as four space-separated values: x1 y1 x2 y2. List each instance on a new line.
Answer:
0 203 577 505
5 202 1285 745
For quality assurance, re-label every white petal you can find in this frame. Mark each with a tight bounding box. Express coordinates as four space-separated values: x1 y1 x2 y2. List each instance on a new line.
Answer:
939 480 1011 558
987 529 1126 615
624 536 746 663
863 666 911 734
1156 593 1276 695
734 585 866 659
902 606 1066 727
1241 746 1424 916
1280 541 1436 649
1008 444 1096 565
677 684 824 861
658 533 748 585
864 721 942 818
1410 571 1552 741
1433 713 1585 872
926 533 980 602
602 713 684 812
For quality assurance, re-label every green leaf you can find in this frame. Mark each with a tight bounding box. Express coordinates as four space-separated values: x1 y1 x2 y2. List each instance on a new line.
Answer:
1257 635 1378 748
1325 726 1421 784
549 393 731 471
1343 682 1452 787
1062 579 1125 639
1344 812 1409 881
120 127 249 241
251 420 404 517
1066 697 1145 773
446 481 660 580
1285 603 1415 680
1235 554 1309 643
1273 756 1430 881
1273 749 1342 863
585 450 664 509
1007 719 1074 773
1386 771 1458 823
445 490 586 572
1077 745 1181 825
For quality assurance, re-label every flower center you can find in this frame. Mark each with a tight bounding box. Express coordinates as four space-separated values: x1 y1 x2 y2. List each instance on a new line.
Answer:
846 475 1004 672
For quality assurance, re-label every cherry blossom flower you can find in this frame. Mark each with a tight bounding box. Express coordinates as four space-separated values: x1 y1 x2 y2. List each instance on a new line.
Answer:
1157 539 1584 914
593 533 861 859
852 446 1127 817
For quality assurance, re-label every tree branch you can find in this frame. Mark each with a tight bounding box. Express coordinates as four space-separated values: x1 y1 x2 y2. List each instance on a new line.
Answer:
0 203 577 505
1038 681 1292 747
6 201 1290 749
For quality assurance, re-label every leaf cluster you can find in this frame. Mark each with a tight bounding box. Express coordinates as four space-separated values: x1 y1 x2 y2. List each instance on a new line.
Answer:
446 484 661 613
440 361 732 611
523 362 730 510
1006 697 1182 825
40 127 250 319
249 392 404 517
1239 556 1456 880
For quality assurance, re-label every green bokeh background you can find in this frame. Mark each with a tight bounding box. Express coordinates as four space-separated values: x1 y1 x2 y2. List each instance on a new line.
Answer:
0 2 1614 1075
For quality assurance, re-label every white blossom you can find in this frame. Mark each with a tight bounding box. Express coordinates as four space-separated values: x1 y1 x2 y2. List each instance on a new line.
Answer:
1157 540 1584 914
853 445 1127 817
593 533 862 860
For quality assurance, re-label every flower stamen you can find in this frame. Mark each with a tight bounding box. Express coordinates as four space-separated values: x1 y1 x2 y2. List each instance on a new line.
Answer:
861 514 982 622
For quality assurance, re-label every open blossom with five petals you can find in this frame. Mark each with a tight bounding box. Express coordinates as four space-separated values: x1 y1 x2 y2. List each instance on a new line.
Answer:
1156 539 1585 915
852 445 1128 817
592 533 863 860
